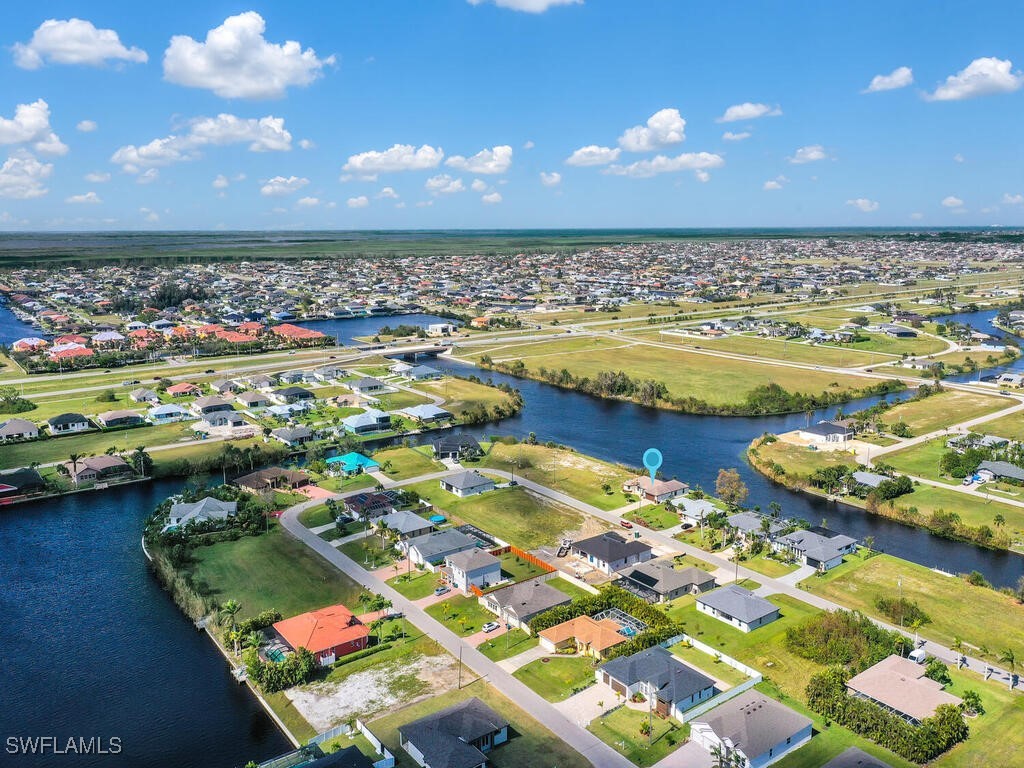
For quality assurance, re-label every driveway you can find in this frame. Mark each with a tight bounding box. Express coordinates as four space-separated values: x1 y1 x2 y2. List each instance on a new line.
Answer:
496 644 549 673
553 682 615 726
464 622 507 648
776 564 816 587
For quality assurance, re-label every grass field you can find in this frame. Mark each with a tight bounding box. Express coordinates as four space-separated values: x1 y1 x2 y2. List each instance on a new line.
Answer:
881 437 949 481
978 408 1024 441
339 534 398 569
477 629 539 662
464 338 889 407
405 480 585 549
665 641 750 687
372 445 443 480
753 439 859 479
387 569 445 600
366 678 590 768
424 594 498 636
623 504 679 530
588 705 686 767
477 442 635 510
548 577 597 601
298 503 334 528
412 376 514 417
512 655 598 701
879 390 1008 435
0 421 196 469
801 554 1024 663
497 551 549 582
373 389 433 410
184 524 362 621
742 553 800 578
661 332 892 366
896 483 1024 532
934 667 1024 768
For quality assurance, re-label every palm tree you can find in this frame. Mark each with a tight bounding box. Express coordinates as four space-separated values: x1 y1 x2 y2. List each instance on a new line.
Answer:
68 453 83 483
997 649 1017 689
244 631 264 653
909 617 924 647
219 599 243 656
951 637 966 668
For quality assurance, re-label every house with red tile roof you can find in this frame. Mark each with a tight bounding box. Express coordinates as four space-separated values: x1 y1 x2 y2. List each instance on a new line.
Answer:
271 604 370 666
166 382 201 397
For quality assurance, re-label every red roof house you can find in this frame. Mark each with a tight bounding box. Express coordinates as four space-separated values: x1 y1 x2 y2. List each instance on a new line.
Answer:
272 604 370 666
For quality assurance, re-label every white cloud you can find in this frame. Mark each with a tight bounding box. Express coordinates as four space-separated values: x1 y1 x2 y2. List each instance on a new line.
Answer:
763 180 783 191
942 195 964 208
617 108 686 152
953 153 965 163
76 119 97 132
927 57 1023 101
445 145 512 174
425 174 465 195
346 195 369 208
863 66 913 93
343 144 443 177
565 145 621 166
466 0 582 12
846 198 879 212
111 114 292 172
163 12 333 99
539 171 561 187
716 102 782 123
415 200 433 208
13 18 147 69
212 174 230 189
85 171 110 183
788 144 828 164
139 207 159 222
137 168 159 185
481 191 502 204
0 151 53 198
296 196 320 207
66 191 101 204
376 187 399 199
0 99 67 156
722 131 751 142
694 169 710 183
603 152 724 179
298 138 315 150
1002 193 1024 205
260 176 309 196
471 179 488 192
523 140 535 150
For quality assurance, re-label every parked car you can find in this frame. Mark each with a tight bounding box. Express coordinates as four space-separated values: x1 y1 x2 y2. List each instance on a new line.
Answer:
619 519 633 529
433 586 450 597
481 622 500 633
122 379 140 386
204 369 215 374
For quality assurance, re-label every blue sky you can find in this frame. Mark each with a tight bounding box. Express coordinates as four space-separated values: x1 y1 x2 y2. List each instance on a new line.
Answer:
2 0 1023 230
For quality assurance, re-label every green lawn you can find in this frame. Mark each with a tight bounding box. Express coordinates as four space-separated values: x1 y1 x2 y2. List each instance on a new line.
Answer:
373 389 433 410
387 569 445 600
896 483 1024 532
624 504 679 530
184 524 362 621
372 446 443 480
512 655 599 702
588 706 687 768
477 441 635 511
424 594 497 636
934 667 1024 768
881 436 949 481
339 534 398 569
0 421 196 470
666 641 750 688
496 551 550 583
477 629 539 662
753 439 859 481
366 679 590 768
466 338 891 408
879 390 1007 435
298 503 335 528
317 473 378 493
802 554 1024 663
262 689 317 743
741 553 800 578
667 332 891 366
412 376 516 419
669 594 823 700
978 408 1024 442
547 577 596 601
406 480 584 549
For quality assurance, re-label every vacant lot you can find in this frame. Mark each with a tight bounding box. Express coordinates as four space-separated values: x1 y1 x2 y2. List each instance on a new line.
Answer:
897 483 1024 532
412 376 515 417
373 445 443 480
425 594 497 636
0 421 196 470
802 554 1024 663
478 442 635 510
185 525 362 620
588 705 686 767
466 339 888 407
664 333 891 366
978 408 1024 442
406 480 584 549
879 390 1007 435
752 438 858 480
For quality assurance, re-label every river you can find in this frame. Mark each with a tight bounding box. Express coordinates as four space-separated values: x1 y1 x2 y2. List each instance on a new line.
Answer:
2 304 1023 768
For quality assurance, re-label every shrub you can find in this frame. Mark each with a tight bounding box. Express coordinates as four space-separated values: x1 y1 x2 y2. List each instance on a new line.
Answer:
874 596 930 627
786 610 909 672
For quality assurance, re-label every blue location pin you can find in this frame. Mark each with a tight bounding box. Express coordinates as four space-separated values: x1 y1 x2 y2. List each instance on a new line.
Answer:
642 448 663 484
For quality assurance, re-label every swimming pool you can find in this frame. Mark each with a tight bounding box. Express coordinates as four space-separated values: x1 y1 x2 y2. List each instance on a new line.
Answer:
618 626 637 637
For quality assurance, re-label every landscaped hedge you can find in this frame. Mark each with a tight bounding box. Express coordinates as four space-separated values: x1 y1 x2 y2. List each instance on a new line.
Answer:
236 610 282 636
528 584 671 634
806 666 968 763
329 642 393 669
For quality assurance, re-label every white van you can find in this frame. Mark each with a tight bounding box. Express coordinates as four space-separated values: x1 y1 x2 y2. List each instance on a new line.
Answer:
908 648 928 664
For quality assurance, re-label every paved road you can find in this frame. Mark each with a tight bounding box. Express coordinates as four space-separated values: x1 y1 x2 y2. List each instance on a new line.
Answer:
279 497 634 768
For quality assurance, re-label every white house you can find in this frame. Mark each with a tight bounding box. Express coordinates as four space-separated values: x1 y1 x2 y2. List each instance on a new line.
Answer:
690 690 813 768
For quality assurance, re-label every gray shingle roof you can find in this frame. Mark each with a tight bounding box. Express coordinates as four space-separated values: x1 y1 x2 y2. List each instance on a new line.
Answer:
572 531 651 563
697 585 778 624
693 689 811 760
398 697 508 768
601 646 716 704
407 529 477 560
621 559 714 595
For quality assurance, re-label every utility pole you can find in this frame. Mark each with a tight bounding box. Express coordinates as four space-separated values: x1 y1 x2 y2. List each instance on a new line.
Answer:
458 646 463 689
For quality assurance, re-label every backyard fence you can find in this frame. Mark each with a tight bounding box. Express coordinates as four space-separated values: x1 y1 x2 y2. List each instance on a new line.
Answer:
488 544 556 573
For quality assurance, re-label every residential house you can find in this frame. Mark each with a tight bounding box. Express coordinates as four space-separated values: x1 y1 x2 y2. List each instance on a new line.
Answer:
233 467 310 495
404 529 479 570
403 364 442 381
622 476 689 503
326 451 380 475
0 417 39 442
439 470 495 498
976 460 1024 484
398 697 509 768
481 579 572 630
599 646 717 719
538 616 628 659
445 549 502 594
0 467 46 499
847 471 889 492
350 377 387 395
129 388 160 404
846 655 962 725
690 689 813 768
340 408 392 435
272 386 316 404
673 497 719 527
796 421 854 445
344 492 396 521
209 379 241 395
432 434 482 460
426 322 456 336
271 425 314 447
617 559 716 602
312 365 346 382
166 382 202 397
696 585 780 633
771 528 857 572
727 512 786 544
946 433 1008 452
189 395 235 418
63 455 133 486
196 410 247 430
96 409 145 428
165 496 237 531
372 510 434 540
236 391 272 410
47 412 91 434
570 531 653 575
270 604 370 667
398 404 452 422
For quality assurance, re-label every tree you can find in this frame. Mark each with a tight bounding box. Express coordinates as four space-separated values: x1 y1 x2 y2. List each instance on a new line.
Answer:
951 637 966 668
219 599 243 656
997 648 1017 689
768 501 782 518
130 445 153 476
244 631 264 652
68 453 83 478
961 689 984 716
715 468 748 508
862 535 875 557
994 513 1006 527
